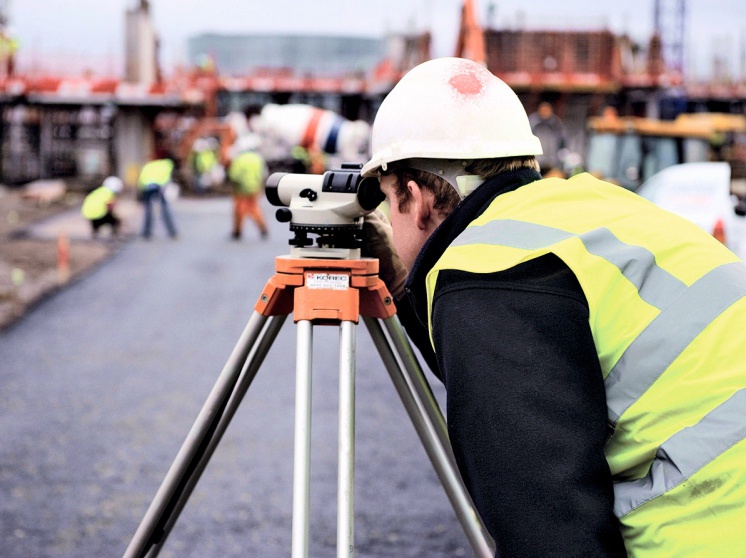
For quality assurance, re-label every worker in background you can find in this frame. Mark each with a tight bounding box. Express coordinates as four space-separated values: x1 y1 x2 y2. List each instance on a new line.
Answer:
137 152 178 239
227 134 268 240
290 145 311 173
289 144 326 174
529 101 567 177
0 26 18 77
361 57 746 557
81 176 123 238
190 137 221 194
306 143 326 174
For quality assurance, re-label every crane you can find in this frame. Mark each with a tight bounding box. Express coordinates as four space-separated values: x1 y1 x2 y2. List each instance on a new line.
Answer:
654 0 686 75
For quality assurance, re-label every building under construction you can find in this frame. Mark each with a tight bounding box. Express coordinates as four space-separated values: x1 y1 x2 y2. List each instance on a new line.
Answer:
0 0 743 186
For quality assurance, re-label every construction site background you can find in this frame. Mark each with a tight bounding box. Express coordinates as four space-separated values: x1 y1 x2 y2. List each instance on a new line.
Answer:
1 0 745 329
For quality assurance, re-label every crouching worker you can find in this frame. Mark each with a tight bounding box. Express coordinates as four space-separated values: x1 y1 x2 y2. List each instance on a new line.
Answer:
81 176 123 238
362 57 746 557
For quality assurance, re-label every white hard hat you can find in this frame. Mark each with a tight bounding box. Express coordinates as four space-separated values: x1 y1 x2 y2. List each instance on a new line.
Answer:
102 176 123 194
234 133 261 153
362 57 542 178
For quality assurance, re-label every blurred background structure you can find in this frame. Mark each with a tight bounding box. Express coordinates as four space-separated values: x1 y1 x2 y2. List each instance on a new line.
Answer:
0 0 744 191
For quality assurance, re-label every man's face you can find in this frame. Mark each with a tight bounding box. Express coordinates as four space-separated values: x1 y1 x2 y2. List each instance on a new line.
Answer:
379 174 432 271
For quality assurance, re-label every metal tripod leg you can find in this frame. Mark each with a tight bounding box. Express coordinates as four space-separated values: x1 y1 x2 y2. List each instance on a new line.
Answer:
291 320 357 558
363 315 495 558
337 320 356 558
123 311 287 558
292 320 313 558
124 304 493 557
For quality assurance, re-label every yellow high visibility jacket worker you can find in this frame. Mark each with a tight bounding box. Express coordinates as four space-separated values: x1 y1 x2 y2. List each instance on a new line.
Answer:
81 176 123 237
425 173 746 557
137 158 174 191
227 136 268 239
361 56 746 557
228 151 265 195
194 148 218 175
137 158 178 239
81 184 116 220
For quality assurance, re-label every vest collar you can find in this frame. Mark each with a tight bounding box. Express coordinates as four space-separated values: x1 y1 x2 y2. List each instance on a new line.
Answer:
402 167 542 327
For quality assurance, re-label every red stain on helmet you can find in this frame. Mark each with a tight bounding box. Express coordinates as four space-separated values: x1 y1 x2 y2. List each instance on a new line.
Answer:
448 71 483 95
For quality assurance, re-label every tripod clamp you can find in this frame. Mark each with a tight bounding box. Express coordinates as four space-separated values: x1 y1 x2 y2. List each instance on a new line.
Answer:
256 255 395 323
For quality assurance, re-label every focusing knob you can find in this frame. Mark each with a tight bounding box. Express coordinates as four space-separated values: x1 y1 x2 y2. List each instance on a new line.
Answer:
299 188 318 201
276 208 292 223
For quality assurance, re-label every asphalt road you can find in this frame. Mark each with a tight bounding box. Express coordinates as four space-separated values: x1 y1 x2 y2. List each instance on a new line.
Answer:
0 196 473 557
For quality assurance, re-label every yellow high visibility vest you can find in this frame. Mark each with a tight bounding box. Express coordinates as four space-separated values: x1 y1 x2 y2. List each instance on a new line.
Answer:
228 152 265 195
194 149 218 174
137 159 173 190
81 186 114 220
426 173 746 556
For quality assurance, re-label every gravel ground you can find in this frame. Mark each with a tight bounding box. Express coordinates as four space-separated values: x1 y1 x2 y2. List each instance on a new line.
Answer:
0 194 481 557
0 183 134 331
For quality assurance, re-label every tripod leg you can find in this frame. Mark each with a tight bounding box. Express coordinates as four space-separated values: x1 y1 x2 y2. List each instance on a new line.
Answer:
337 320 356 558
139 314 287 557
363 316 495 558
292 320 313 558
123 311 282 558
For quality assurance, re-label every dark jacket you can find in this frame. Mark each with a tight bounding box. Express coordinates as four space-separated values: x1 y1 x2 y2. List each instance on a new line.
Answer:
397 168 627 557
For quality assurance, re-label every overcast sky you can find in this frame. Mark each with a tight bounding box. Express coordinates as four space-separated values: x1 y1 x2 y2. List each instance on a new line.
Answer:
9 0 746 80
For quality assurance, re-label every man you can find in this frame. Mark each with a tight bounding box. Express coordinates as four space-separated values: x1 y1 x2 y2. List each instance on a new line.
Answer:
227 134 268 240
81 176 123 238
190 137 221 194
362 57 746 557
137 152 178 239
528 101 567 176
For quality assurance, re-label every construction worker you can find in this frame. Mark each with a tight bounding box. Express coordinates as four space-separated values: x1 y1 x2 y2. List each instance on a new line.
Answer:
227 134 268 240
0 26 18 77
81 176 123 238
290 145 311 173
137 153 178 239
361 57 746 557
528 101 567 176
190 137 221 194
287 144 326 175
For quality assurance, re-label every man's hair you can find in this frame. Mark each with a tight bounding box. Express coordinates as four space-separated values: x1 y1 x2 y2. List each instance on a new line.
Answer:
388 156 539 215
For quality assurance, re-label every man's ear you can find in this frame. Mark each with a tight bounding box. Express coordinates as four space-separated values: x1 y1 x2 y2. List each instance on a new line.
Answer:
407 180 433 231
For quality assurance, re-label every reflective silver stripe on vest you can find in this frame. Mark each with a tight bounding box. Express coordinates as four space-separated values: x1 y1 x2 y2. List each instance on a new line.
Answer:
450 220 687 310
606 261 746 423
614 388 746 517
451 220 746 423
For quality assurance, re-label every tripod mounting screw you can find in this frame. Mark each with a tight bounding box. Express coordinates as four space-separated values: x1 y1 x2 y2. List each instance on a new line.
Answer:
384 296 392 305
261 294 269 302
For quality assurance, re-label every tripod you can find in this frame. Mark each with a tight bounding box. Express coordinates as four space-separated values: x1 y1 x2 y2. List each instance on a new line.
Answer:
123 252 494 558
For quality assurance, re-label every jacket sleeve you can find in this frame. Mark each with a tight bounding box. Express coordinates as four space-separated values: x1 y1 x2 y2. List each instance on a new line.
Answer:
394 293 441 377
431 255 626 558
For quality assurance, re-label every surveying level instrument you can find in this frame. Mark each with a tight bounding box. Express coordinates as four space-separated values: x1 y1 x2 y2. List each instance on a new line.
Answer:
123 164 494 558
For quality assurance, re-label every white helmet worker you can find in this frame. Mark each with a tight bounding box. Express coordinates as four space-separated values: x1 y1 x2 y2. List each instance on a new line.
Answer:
362 57 542 195
192 138 209 152
234 133 261 153
102 176 123 194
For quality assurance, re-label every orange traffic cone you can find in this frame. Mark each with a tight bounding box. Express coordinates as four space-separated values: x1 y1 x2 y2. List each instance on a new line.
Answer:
57 231 70 283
